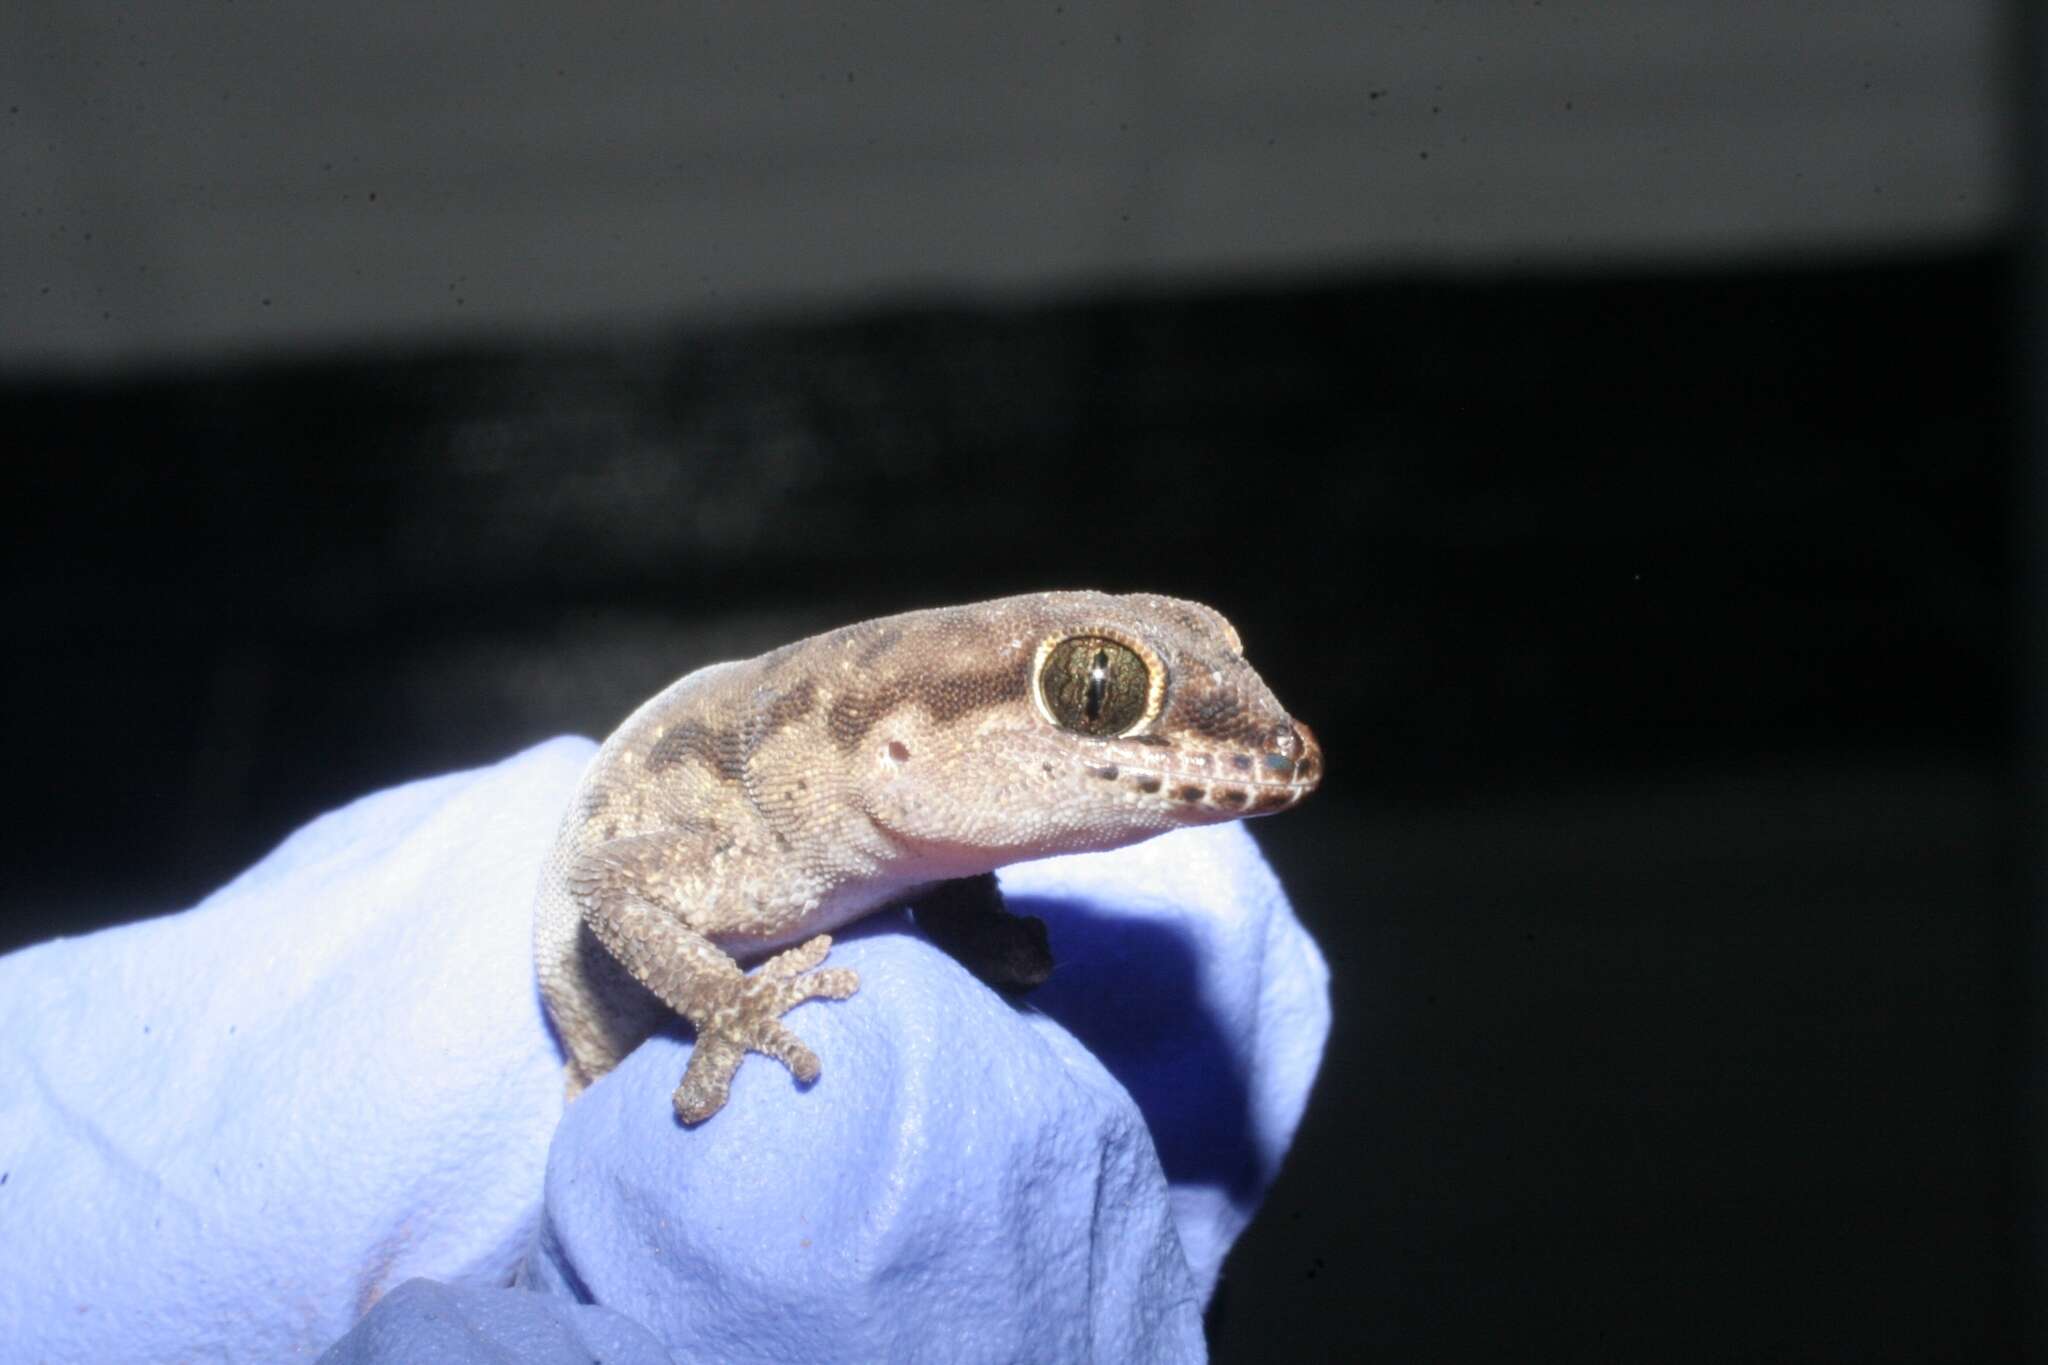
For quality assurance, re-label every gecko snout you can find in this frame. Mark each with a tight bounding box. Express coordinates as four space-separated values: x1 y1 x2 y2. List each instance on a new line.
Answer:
1285 721 1322 791
1256 720 1321 795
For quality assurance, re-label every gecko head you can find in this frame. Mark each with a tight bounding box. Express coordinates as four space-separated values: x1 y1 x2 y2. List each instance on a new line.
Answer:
850 590 1320 867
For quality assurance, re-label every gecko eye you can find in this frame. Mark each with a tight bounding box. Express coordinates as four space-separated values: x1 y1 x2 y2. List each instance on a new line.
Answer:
1038 636 1150 736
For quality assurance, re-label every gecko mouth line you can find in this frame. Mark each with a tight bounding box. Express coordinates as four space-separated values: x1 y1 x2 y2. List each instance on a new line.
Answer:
1082 719 1323 806
1082 760 1319 812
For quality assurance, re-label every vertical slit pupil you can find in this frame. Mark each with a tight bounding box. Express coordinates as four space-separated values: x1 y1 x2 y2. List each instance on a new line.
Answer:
1085 650 1109 723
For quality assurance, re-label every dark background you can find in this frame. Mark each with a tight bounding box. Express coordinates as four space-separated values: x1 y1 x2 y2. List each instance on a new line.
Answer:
2 4 2032 1360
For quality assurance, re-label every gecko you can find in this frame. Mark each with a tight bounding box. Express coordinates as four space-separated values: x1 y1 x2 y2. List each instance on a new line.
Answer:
534 590 1322 1124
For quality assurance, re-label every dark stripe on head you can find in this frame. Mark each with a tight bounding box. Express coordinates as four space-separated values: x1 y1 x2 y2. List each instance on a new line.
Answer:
644 721 748 781
855 624 906 667
827 655 1033 751
759 677 817 735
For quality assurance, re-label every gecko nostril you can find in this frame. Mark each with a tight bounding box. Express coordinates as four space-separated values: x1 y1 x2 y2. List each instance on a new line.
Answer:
1289 722 1322 787
1257 721 1322 784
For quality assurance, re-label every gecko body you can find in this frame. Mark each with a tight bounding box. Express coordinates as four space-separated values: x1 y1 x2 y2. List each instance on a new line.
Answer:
534 590 1320 1122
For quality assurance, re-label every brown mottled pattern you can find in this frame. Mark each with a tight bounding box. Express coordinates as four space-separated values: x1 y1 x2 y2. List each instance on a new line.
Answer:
756 677 818 737
644 720 747 781
824 694 875 748
646 679 817 782
855 624 905 667
825 655 1032 751
1173 688 1263 744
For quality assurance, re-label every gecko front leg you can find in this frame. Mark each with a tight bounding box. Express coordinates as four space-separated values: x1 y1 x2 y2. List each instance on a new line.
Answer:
566 834 858 1123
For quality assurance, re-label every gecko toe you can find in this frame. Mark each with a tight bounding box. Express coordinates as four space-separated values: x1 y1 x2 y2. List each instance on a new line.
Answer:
754 1022 822 1083
674 1034 746 1124
805 967 859 1002
760 965 859 1012
761 934 834 977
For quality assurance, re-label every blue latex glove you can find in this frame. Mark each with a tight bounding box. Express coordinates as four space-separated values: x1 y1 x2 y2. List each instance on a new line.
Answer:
0 739 1329 1363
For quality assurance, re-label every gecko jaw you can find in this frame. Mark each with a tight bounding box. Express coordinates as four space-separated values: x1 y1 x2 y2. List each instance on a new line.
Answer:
1080 720 1321 819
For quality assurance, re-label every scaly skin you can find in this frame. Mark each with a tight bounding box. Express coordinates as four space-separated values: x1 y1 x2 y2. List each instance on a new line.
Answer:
534 590 1321 1123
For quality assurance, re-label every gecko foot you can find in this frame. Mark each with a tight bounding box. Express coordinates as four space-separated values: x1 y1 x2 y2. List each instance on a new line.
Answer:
673 935 860 1124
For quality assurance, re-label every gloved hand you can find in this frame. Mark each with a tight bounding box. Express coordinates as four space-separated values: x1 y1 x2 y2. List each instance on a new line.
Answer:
0 738 1328 1364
